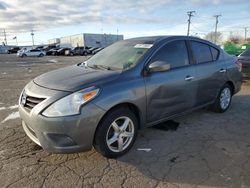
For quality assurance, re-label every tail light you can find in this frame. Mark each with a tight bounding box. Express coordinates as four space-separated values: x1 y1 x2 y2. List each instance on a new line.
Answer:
235 60 242 72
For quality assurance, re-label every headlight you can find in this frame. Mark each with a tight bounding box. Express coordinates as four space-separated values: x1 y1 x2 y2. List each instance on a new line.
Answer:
42 87 100 117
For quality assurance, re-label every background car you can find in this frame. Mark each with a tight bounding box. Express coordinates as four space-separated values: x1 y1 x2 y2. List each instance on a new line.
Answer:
238 48 250 79
72 46 90 56
17 49 46 57
54 47 72 56
7 47 20 54
46 47 60 55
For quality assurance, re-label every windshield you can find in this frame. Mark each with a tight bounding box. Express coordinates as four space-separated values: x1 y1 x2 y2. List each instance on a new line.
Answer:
241 48 250 56
87 40 153 70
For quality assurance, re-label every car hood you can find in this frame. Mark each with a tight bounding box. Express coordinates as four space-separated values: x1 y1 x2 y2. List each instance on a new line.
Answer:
33 65 120 92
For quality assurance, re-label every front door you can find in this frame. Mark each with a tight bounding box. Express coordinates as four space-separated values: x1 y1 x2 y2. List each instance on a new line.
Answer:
144 40 198 123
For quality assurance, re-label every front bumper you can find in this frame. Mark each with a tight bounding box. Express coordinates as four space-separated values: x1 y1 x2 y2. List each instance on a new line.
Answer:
19 82 106 153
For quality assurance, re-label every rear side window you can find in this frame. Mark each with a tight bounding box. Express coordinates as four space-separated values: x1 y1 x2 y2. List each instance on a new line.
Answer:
191 41 213 63
150 40 189 69
210 47 219 61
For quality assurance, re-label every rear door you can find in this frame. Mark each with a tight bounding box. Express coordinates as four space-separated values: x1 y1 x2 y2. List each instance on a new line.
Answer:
189 40 226 106
144 40 198 123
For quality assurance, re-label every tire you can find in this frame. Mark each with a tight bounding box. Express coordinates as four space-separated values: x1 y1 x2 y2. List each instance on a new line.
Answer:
83 51 88 56
21 54 27 58
94 107 138 158
39 53 44 57
210 83 232 113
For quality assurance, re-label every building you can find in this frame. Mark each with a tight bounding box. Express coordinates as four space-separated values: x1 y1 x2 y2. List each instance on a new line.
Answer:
48 38 60 45
49 33 123 48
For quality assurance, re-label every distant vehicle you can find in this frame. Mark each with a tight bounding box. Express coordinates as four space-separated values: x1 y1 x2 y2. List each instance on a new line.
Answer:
238 48 250 78
35 46 44 50
72 46 90 56
65 49 74 56
18 36 242 158
54 48 72 56
46 48 60 55
18 47 32 53
8 47 20 54
92 47 104 54
42 45 58 52
17 49 46 57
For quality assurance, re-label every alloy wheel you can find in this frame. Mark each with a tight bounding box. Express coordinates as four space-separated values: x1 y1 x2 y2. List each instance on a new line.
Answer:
220 87 231 110
106 116 135 153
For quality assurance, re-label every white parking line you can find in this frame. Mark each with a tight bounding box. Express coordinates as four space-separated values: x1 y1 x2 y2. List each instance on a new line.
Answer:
0 107 6 111
1 111 20 124
9 105 18 110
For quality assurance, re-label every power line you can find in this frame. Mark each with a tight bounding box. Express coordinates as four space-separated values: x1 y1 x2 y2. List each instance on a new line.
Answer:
187 11 196 36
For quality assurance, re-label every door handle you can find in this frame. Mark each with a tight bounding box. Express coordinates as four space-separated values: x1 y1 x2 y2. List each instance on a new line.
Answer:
185 76 194 81
219 69 226 73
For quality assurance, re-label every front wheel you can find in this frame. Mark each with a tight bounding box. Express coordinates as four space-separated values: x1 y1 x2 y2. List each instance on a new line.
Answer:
210 83 232 113
94 107 138 158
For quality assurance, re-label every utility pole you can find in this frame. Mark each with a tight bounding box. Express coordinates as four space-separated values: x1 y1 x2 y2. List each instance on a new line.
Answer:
15 37 18 46
3 29 7 45
116 28 119 41
187 11 195 36
244 27 248 41
31 30 34 47
214 14 222 44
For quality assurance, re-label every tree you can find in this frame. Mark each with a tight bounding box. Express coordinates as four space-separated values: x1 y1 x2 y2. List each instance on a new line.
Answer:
228 35 242 44
204 32 223 44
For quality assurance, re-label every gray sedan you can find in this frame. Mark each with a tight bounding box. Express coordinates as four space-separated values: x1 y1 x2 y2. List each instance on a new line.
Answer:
19 36 242 158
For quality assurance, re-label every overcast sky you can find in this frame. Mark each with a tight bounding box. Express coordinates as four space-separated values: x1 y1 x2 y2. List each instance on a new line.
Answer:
0 0 249 46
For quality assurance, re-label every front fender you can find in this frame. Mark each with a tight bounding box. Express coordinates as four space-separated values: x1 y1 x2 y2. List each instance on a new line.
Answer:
93 77 147 128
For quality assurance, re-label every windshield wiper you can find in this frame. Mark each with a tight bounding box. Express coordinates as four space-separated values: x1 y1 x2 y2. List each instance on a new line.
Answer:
88 64 117 71
88 64 101 70
97 64 112 70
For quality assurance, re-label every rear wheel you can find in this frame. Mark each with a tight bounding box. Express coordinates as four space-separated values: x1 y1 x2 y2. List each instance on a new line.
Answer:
210 83 232 113
21 54 27 58
94 107 138 158
39 53 44 57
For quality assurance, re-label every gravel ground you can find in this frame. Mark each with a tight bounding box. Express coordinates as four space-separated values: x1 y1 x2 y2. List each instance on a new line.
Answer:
0 54 250 188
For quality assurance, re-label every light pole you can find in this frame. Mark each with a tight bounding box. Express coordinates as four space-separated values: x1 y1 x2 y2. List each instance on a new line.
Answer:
31 30 34 47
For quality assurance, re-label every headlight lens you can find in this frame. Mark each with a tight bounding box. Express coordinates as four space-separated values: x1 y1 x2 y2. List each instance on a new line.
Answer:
42 87 100 117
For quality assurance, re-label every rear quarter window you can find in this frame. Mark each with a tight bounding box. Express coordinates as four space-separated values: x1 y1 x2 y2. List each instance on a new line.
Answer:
210 47 220 61
191 41 213 63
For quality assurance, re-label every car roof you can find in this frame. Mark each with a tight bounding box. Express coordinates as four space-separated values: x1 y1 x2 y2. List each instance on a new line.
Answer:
126 35 216 47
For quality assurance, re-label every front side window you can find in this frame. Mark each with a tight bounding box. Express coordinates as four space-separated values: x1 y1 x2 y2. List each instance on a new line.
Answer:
191 41 213 63
149 40 189 69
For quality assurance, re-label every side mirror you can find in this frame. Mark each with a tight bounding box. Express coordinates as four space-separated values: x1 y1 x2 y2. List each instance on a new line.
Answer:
148 61 171 73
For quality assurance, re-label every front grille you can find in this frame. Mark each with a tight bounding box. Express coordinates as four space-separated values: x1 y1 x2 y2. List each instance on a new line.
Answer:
23 94 46 112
